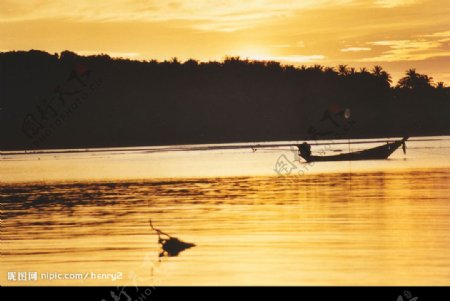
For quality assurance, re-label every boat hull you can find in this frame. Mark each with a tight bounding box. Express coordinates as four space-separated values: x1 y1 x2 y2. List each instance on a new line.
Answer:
303 138 406 162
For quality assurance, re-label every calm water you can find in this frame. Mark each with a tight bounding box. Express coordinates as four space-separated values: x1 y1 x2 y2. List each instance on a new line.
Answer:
1 136 450 285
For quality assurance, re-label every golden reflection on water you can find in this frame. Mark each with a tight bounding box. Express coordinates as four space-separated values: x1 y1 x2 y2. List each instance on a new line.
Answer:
2 169 450 285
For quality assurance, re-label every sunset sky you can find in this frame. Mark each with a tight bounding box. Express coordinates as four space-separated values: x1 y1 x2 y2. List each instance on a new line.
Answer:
1 0 449 83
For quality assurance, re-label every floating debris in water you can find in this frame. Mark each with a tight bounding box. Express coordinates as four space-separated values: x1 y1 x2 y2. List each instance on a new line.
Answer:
149 219 195 257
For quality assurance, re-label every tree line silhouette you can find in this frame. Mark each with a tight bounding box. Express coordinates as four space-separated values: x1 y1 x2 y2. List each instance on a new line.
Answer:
1 50 449 150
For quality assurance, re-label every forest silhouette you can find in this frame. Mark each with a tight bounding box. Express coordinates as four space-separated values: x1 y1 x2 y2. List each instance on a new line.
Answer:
1 50 449 150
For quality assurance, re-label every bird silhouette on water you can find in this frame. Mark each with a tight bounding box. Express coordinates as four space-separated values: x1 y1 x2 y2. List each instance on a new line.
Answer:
149 219 195 257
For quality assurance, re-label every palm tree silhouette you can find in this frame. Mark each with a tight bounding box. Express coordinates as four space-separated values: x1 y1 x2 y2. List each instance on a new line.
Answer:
371 65 392 86
338 64 349 76
397 68 432 90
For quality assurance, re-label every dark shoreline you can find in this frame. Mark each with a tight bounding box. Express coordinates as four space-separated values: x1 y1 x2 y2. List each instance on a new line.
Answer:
1 50 449 151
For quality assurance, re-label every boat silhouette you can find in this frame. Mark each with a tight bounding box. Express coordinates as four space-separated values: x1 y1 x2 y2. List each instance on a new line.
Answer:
298 136 409 162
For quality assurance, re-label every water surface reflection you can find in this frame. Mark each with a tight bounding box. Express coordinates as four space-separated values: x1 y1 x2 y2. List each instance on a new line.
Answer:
2 169 450 285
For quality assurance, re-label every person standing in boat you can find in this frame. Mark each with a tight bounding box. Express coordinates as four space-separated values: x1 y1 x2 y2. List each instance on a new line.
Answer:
298 142 311 159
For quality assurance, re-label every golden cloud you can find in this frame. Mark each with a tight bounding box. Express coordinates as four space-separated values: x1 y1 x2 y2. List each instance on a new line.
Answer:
373 0 422 8
361 33 450 62
0 0 349 32
341 47 371 52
